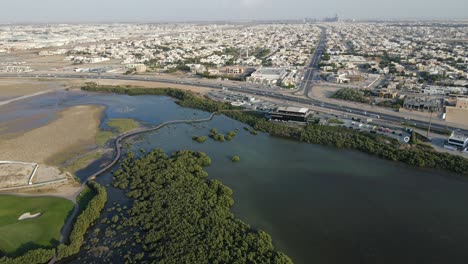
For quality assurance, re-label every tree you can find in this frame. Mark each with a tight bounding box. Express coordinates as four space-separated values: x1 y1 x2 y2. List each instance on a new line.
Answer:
0 249 56 264
57 181 107 260
331 88 370 103
411 131 418 144
192 136 207 143
107 150 292 263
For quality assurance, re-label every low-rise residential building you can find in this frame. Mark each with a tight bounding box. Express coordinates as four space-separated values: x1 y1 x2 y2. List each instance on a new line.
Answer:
126 64 147 73
327 73 350 83
224 67 244 75
378 88 398 99
403 96 444 113
186 64 206 74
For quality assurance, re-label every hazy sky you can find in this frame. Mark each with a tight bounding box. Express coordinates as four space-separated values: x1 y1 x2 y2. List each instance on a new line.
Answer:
2 0 467 23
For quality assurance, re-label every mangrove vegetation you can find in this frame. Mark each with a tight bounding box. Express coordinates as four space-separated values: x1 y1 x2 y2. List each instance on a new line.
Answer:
81 84 468 175
192 136 207 143
106 150 292 263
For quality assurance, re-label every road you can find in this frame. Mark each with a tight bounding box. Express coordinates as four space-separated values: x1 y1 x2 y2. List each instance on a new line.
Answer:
301 26 327 98
0 72 466 135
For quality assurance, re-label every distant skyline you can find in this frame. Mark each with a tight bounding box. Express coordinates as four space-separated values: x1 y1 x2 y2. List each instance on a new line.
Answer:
1 0 467 23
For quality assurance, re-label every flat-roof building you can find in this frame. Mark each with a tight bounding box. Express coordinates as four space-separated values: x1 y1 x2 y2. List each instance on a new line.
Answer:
446 130 468 150
247 67 288 85
403 96 444 113
270 107 311 122
225 67 244 75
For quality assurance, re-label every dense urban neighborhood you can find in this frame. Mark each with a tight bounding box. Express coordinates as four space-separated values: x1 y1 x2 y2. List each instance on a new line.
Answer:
1 21 467 150
0 15 467 264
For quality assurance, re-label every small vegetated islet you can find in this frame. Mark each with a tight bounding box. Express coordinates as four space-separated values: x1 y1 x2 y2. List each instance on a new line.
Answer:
192 136 207 143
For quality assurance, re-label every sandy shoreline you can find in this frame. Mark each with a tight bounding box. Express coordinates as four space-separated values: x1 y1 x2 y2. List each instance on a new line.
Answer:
0 105 103 164
0 105 103 198
0 78 68 99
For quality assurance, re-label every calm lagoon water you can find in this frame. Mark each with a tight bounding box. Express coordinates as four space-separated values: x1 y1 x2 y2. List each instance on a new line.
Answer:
3 91 468 264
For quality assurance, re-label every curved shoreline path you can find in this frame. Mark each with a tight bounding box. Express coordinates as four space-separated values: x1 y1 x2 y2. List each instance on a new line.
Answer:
88 111 218 183
59 111 218 245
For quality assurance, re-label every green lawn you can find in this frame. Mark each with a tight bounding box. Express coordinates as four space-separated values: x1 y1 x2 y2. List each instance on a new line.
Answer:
0 196 74 256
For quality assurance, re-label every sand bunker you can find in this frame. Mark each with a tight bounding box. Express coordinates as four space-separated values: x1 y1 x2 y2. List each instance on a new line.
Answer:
18 212 41 221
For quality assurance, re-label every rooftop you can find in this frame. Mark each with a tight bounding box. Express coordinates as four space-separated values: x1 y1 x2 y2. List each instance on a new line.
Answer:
277 107 309 114
449 130 468 141
255 67 286 76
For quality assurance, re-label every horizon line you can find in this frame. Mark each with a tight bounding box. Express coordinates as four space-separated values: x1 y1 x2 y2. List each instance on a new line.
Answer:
1 17 467 25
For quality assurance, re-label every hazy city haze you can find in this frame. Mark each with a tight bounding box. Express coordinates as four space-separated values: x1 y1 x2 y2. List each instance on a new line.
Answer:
1 0 467 23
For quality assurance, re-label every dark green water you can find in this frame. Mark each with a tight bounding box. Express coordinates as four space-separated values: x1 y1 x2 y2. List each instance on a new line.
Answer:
131 115 468 264
3 91 468 263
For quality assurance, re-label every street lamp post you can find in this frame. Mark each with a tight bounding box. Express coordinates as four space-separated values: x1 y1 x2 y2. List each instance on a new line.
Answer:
427 109 433 139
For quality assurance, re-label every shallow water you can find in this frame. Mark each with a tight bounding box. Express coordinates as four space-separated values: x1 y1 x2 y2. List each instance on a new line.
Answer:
0 90 211 136
3 91 468 264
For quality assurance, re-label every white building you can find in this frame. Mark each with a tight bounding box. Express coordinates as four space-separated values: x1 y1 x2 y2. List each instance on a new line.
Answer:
186 64 206 74
126 64 147 73
446 130 468 149
247 67 288 85
327 73 350 83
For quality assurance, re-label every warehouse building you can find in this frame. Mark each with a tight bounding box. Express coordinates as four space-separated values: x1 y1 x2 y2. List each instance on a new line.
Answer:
247 67 288 85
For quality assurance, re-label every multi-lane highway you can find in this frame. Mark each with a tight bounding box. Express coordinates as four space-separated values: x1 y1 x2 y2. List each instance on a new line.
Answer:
1 72 466 135
301 26 327 98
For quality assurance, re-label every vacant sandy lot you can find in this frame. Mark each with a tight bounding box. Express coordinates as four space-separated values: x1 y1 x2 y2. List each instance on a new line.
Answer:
0 105 103 164
446 107 468 127
8 178 83 201
310 85 341 99
33 165 68 184
0 163 71 189
0 164 34 188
